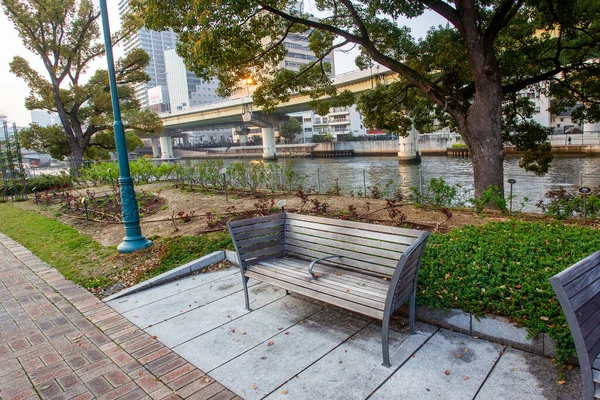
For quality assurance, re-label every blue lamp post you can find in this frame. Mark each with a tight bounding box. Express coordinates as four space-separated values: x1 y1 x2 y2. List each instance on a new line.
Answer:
99 0 152 253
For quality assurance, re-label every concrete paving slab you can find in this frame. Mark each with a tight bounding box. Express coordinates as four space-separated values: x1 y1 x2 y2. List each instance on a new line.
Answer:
370 329 504 400
146 283 286 347
108 268 238 313
264 319 437 400
174 295 325 372
121 273 258 327
475 348 583 400
209 306 372 400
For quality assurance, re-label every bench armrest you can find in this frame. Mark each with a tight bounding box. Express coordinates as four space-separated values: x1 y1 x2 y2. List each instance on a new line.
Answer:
308 255 343 280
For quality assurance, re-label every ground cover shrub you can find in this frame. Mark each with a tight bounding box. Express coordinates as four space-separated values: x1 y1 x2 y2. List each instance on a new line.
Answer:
27 172 75 193
473 185 508 213
419 220 600 368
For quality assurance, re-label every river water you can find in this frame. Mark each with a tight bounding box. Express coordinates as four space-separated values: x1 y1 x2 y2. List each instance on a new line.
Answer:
205 155 600 212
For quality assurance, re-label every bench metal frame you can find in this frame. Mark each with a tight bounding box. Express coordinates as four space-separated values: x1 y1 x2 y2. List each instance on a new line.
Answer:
550 251 600 400
227 212 430 367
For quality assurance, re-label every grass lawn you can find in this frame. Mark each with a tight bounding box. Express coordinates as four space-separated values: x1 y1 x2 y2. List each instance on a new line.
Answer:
0 203 232 290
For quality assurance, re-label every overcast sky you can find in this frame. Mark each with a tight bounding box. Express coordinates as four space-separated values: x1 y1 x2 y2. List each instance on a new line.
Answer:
0 3 445 126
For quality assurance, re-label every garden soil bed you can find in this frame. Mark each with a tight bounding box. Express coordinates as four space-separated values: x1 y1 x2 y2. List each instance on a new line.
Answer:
15 181 590 248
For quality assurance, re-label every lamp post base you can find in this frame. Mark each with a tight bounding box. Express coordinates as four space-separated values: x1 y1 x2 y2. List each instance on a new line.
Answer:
117 236 153 253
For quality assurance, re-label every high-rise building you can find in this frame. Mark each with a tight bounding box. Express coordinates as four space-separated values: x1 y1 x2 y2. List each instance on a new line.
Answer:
118 0 177 111
164 49 223 112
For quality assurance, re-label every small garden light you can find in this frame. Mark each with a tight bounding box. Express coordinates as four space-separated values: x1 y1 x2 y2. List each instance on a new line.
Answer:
578 186 591 223
507 179 516 212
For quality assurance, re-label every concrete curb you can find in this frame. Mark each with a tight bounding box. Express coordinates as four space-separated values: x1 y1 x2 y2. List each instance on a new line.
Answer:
104 250 561 362
103 250 227 302
407 305 559 361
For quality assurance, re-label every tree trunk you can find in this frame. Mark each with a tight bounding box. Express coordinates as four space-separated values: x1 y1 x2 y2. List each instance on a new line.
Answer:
461 72 505 199
69 144 84 174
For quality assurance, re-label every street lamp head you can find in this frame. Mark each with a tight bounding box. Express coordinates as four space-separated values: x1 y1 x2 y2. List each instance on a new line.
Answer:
246 77 254 85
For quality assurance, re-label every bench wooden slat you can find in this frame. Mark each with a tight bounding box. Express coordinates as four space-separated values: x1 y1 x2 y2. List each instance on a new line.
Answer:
230 218 285 234
595 354 600 370
285 231 404 261
284 223 410 253
258 260 389 300
571 277 600 311
285 244 396 277
286 213 423 238
234 225 284 241
580 296 600 339
244 270 384 319
594 368 600 383
566 266 600 298
286 218 415 246
275 258 390 294
238 239 284 256
236 232 283 247
242 245 284 264
228 213 284 228
284 237 399 268
250 265 387 309
553 252 600 287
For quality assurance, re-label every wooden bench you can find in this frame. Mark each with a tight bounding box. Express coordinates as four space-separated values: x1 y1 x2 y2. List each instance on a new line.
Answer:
227 212 430 367
550 251 600 400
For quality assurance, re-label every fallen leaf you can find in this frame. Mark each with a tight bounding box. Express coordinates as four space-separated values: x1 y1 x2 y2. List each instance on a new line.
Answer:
242 331 247 335
231 329 236 333
147 324 153 328
268 341 274 346
282 390 288 394
138 371 143 376
557 380 566 385
444 370 450 375
152 336 157 339
155 377 161 381
464 376 469 380
284 331 290 335
39 385 50 390
260 356 267 360
252 385 258 389
339 360 343 364
277 327 283 330
456 354 462 358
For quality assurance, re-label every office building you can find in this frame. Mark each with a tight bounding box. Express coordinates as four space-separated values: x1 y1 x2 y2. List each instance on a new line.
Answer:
118 0 177 111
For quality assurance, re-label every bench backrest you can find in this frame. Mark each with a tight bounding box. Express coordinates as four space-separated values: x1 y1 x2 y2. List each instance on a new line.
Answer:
227 213 285 268
550 251 600 400
284 213 426 278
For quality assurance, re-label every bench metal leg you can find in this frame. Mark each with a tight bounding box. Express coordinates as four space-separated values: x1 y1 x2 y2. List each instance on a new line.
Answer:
409 288 416 335
381 314 391 367
241 274 251 311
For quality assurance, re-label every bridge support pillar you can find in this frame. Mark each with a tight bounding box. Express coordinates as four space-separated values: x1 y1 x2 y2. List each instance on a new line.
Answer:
398 126 421 164
151 137 160 158
262 127 277 160
182 134 190 147
160 135 174 159
239 134 248 146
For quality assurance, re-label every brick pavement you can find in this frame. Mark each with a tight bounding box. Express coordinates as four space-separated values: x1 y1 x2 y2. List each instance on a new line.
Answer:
0 233 240 400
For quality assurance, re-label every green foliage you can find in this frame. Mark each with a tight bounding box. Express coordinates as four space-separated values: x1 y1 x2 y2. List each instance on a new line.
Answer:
536 188 600 220
410 178 468 208
311 133 334 143
473 185 508 213
280 117 302 141
3 0 162 170
451 143 467 148
145 233 233 279
28 172 74 193
420 221 600 367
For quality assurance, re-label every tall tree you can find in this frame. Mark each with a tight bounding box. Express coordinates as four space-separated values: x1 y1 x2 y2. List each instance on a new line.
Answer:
132 0 600 198
2 0 162 171
280 117 302 141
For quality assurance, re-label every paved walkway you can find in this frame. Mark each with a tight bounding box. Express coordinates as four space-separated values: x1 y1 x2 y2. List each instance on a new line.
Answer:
0 233 237 400
106 268 583 400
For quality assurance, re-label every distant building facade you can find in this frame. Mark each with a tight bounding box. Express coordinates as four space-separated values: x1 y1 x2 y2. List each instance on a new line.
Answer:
164 49 223 112
118 0 177 111
30 110 60 127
